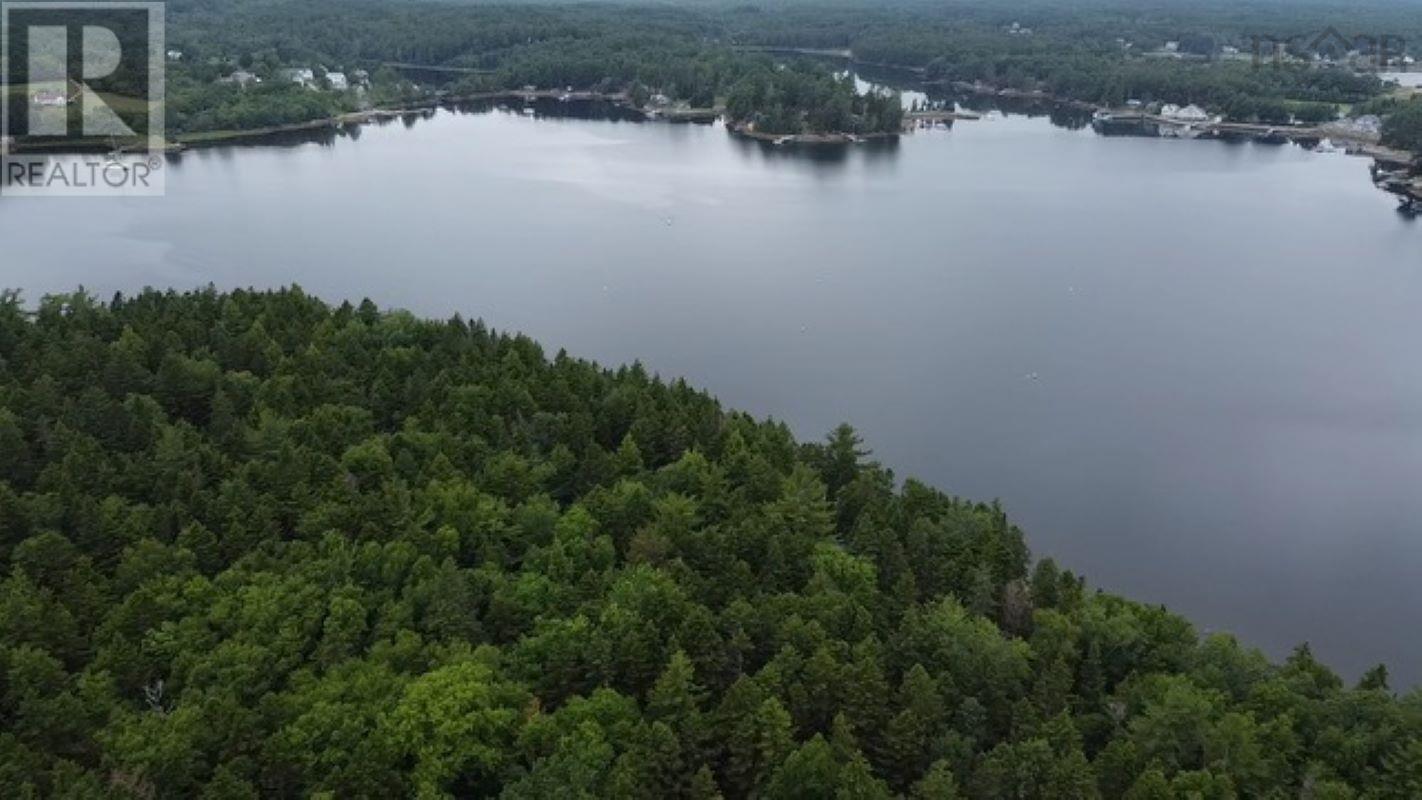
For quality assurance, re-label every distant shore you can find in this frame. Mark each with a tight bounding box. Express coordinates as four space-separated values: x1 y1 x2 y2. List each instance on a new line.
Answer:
7 78 1416 209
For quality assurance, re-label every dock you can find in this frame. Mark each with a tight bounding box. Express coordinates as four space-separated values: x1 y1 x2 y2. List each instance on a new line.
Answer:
904 110 981 123
1090 110 1412 154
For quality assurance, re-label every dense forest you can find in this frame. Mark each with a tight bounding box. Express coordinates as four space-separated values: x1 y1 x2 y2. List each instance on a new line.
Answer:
141 0 1419 138
1 287 1420 798
1381 99 1422 151
722 63 904 136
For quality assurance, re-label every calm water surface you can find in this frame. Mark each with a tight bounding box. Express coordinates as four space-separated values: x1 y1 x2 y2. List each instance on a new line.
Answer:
4 101 1420 684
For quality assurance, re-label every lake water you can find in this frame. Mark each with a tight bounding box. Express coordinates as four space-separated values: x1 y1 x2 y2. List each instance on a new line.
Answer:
3 99 1420 685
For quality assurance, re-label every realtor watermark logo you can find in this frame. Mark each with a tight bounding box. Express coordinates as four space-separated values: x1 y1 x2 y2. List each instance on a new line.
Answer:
1 1 165 197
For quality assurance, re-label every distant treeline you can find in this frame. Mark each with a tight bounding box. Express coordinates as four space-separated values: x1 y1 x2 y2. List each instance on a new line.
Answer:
149 0 1421 137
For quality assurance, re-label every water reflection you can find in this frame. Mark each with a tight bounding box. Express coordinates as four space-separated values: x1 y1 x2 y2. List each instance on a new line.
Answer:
727 133 902 170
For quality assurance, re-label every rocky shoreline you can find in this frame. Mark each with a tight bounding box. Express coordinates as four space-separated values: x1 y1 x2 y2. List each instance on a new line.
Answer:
725 122 899 145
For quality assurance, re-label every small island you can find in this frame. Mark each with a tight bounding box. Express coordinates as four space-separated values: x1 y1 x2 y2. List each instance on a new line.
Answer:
720 62 904 143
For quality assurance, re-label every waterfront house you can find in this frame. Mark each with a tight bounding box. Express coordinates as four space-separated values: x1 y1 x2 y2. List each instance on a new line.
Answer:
1163 103 1210 122
283 68 317 88
219 70 261 87
327 72 349 91
1325 115 1384 141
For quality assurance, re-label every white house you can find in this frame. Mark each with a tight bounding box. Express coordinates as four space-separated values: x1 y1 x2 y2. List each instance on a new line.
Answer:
327 72 349 91
283 68 317 88
1180 104 1210 121
1163 103 1210 122
219 70 261 87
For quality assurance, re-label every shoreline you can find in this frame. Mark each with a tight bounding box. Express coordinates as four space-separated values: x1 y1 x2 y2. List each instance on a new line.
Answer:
943 79 1421 206
726 122 899 145
8 79 1417 206
4 89 652 154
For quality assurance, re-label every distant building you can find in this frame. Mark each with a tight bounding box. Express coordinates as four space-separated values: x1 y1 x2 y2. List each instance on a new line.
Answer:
1330 115 1383 138
1163 41 1180 53
30 90 67 108
219 70 261 87
327 72 349 91
1162 103 1210 122
283 68 317 88
166 49 183 62
351 69 370 86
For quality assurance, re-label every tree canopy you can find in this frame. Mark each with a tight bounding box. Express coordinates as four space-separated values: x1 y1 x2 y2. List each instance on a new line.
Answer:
0 286 1419 798
149 0 1409 138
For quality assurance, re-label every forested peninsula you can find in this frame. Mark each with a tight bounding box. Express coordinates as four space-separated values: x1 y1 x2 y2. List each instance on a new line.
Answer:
1 287 1419 798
